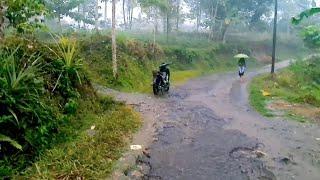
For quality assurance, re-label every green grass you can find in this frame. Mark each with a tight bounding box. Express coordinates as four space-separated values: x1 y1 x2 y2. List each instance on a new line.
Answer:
14 96 141 179
171 70 203 86
249 75 274 117
249 57 320 122
249 72 306 118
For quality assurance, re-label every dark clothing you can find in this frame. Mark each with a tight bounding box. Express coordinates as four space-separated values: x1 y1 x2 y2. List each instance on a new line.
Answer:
239 70 245 77
238 58 246 67
159 63 170 81
238 58 246 77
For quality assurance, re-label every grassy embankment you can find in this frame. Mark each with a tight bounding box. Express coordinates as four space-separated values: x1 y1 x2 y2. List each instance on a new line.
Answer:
80 32 271 93
15 97 141 179
250 56 320 122
0 35 141 179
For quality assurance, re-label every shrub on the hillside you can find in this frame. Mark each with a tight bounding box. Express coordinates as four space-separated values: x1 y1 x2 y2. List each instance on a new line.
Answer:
282 57 320 106
301 26 320 49
0 35 91 177
0 49 58 157
48 36 83 100
165 47 199 65
126 40 147 60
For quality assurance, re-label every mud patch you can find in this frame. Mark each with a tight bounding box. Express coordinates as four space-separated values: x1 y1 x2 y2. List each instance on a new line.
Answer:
267 99 320 122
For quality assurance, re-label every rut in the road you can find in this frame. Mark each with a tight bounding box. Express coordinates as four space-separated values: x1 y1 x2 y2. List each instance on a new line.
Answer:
134 95 276 180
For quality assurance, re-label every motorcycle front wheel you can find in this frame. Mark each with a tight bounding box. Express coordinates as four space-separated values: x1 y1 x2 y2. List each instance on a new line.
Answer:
153 84 160 95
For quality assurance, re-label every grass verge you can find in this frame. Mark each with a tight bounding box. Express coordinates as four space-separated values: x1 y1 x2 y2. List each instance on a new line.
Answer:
15 96 141 179
249 75 274 117
249 62 320 123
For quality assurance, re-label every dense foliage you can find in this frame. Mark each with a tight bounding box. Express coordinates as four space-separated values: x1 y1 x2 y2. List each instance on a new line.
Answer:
287 57 320 106
250 56 320 121
0 36 91 177
0 48 57 152
4 0 46 33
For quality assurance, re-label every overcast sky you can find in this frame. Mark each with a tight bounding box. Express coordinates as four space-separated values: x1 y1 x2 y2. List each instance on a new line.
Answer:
63 0 320 27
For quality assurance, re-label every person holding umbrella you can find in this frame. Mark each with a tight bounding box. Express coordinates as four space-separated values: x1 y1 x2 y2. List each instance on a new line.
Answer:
234 53 249 82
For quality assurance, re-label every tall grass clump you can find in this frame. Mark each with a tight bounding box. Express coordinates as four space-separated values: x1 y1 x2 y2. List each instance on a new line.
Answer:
0 34 142 178
48 35 83 100
0 48 59 176
286 57 320 106
0 35 90 177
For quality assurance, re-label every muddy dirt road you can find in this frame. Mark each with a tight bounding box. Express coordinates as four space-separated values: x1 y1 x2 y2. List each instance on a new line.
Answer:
97 61 320 180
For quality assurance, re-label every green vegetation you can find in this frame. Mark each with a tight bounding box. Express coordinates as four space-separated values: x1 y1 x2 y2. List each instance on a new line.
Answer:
80 32 273 93
1 0 314 178
250 56 320 120
15 97 141 179
249 76 274 117
0 36 141 178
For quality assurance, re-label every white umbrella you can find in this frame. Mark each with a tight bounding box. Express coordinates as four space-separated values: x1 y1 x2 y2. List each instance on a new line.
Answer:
234 53 250 59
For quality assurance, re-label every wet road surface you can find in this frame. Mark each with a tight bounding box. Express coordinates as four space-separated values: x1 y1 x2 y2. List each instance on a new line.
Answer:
98 61 320 180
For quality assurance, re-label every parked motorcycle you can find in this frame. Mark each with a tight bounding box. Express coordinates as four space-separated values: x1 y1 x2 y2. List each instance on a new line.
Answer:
152 63 170 95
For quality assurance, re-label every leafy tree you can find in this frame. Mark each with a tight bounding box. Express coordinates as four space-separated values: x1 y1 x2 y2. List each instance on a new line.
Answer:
185 0 202 32
0 0 47 40
122 0 136 29
139 0 168 45
45 0 84 26
292 7 320 25
278 0 314 34
102 0 109 27
300 25 320 48
79 0 97 28
185 0 273 41
139 0 168 33
292 7 320 49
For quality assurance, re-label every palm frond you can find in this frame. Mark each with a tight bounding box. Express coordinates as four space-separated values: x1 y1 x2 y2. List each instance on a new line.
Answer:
292 7 320 25
0 134 22 150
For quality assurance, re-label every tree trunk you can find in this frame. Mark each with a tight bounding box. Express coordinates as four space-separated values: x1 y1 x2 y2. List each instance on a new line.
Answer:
122 0 126 29
196 7 201 32
58 16 62 32
163 16 166 33
154 8 158 33
221 22 230 44
78 6 81 29
0 2 5 41
166 12 169 43
271 0 278 74
94 0 99 31
126 0 133 30
212 0 218 34
153 27 156 59
104 0 108 23
209 4 214 40
129 2 133 29
82 5 86 29
152 8 157 59
176 0 180 31
112 0 117 78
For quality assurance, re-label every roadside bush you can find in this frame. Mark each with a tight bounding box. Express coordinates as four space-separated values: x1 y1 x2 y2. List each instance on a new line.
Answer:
48 36 83 100
287 57 320 106
0 35 90 177
164 47 199 65
0 48 59 174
